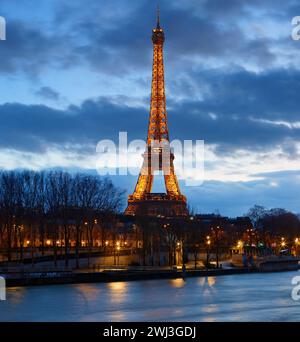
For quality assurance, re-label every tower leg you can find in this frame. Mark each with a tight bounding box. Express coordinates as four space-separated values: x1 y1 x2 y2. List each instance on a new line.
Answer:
164 161 181 196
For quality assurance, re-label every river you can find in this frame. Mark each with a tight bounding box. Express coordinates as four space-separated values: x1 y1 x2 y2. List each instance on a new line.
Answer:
0 271 300 321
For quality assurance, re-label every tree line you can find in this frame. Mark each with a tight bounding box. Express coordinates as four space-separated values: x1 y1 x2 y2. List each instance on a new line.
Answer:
0 171 299 269
0 170 124 267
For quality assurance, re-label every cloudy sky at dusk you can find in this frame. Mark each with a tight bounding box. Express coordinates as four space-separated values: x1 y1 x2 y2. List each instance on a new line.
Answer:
1 0 300 216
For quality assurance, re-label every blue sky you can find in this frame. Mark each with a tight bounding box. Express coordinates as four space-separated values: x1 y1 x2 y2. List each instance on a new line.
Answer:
0 0 300 216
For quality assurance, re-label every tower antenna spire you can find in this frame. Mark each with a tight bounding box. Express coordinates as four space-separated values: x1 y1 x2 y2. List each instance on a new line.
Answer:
156 5 161 29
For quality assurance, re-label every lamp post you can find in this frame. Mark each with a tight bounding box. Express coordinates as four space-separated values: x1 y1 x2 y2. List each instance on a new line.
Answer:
211 226 222 268
114 241 120 266
281 237 286 248
295 238 299 256
117 245 120 266
206 236 211 269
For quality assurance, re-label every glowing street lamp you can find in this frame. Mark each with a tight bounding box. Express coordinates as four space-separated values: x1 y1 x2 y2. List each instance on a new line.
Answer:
237 240 243 249
295 238 300 256
206 235 211 246
206 237 211 269
280 237 286 248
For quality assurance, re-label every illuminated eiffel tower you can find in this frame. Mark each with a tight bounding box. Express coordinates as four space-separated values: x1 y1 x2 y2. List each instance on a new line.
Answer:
125 9 188 217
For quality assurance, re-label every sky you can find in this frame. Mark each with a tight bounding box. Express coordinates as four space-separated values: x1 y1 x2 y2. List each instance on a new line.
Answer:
0 0 300 216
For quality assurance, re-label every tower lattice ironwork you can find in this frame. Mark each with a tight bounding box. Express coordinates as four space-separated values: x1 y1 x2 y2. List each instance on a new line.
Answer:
125 9 188 217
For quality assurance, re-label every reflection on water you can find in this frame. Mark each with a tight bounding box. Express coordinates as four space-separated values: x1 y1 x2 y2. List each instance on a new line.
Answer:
1 271 300 322
197 276 216 287
198 278 206 286
169 278 186 288
202 304 218 314
109 312 126 322
106 282 128 304
107 282 127 292
207 277 216 287
74 284 101 301
6 287 25 305
196 277 218 299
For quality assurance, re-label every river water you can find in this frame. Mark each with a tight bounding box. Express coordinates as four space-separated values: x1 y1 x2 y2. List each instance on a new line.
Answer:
0 271 299 322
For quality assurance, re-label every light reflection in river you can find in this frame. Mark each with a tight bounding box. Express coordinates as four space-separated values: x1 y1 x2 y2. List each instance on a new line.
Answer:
0 271 299 322
106 282 128 304
169 278 186 288
75 284 101 301
5 287 25 305
208 277 216 287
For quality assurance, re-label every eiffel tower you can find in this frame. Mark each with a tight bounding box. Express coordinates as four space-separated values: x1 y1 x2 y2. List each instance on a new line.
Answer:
125 9 188 217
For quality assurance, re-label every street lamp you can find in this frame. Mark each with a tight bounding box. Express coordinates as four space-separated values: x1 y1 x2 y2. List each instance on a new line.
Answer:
295 238 300 256
237 240 243 249
116 245 120 265
206 236 211 269
211 225 223 268
281 237 286 248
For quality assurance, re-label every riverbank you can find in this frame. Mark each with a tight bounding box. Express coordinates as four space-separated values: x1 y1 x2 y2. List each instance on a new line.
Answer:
0 267 272 287
3 255 300 287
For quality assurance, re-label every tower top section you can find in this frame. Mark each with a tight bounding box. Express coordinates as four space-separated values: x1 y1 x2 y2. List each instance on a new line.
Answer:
152 6 165 45
156 5 161 29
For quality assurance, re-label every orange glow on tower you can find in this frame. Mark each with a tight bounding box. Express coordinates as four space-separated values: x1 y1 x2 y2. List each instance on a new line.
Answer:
125 9 188 217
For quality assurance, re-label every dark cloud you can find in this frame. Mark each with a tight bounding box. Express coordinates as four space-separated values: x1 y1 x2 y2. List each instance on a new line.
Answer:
166 68 300 153
0 0 287 76
168 66 300 113
70 1 277 73
35 87 60 101
0 98 146 153
1 67 300 155
0 20 77 76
